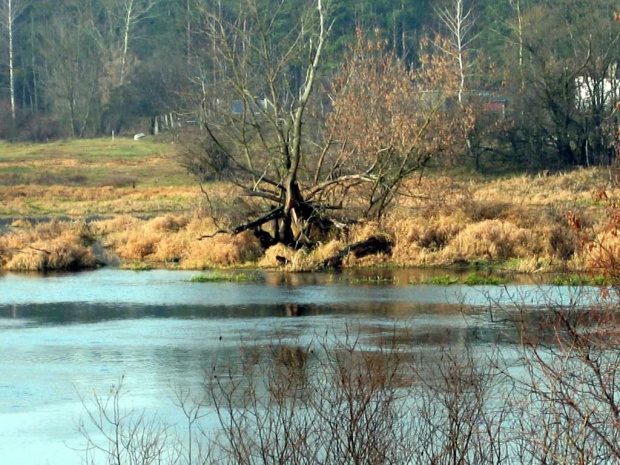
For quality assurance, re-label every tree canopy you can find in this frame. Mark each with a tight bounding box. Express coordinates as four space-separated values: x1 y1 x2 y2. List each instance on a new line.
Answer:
0 0 616 175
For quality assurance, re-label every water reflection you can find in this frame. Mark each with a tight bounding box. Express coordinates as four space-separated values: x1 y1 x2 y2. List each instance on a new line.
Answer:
0 299 473 326
0 268 612 465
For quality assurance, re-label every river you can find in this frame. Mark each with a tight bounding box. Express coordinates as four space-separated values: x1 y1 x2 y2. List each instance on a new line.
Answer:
0 268 596 464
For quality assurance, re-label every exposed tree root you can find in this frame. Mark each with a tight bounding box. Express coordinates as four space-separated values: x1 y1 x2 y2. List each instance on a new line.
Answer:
321 235 392 269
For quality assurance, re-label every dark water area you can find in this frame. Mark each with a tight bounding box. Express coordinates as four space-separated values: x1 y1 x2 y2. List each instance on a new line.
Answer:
0 268 601 464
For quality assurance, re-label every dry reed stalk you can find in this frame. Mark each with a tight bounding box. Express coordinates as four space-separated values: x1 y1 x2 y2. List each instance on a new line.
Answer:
584 231 620 272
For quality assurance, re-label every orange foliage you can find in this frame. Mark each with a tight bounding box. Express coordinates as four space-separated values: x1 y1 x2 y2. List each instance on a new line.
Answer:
325 30 469 218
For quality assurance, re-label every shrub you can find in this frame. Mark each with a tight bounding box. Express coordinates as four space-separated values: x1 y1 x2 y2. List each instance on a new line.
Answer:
547 225 579 261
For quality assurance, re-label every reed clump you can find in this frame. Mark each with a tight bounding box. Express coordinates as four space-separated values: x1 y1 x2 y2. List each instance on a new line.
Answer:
259 243 295 268
0 220 98 271
379 168 609 271
386 212 551 270
181 230 263 268
441 219 540 263
92 213 263 267
259 240 344 271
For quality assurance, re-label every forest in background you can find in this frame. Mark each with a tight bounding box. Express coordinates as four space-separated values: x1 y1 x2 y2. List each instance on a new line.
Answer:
0 0 618 173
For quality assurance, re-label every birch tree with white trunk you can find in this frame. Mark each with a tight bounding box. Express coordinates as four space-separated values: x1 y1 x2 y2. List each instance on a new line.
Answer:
435 0 477 103
85 0 158 132
0 0 28 121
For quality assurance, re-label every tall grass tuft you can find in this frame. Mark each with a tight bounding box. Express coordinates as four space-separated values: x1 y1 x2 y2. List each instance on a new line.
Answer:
181 231 263 268
440 219 541 264
1 220 98 271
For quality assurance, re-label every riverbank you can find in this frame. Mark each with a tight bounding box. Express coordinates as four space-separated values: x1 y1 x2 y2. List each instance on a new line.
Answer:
0 139 617 274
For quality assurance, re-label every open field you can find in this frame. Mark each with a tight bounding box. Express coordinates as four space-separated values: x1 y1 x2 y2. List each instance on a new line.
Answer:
0 138 190 187
0 138 200 217
0 138 618 273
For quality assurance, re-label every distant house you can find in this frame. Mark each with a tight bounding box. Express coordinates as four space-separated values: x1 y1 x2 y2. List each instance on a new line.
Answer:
419 90 508 118
477 91 508 118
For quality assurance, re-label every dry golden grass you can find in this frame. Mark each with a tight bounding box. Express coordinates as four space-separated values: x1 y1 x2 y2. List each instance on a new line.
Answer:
0 165 617 272
181 231 263 268
370 167 617 271
93 214 192 263
440 219 540 263
259 243 295 268
0 185 201 217
258 241 344 271
0 220 98 271
90 213 263 268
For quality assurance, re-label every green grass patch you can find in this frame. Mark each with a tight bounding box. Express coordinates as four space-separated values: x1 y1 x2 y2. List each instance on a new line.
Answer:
551 274 611 286
190 272 263 283
462 273 509 286
425 275 459 285
412 273 509 286
121 262 154 271
0 138 189 188
0 138 168 161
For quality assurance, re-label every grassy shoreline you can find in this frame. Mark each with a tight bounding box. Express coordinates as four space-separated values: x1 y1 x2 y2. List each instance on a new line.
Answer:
0 138 617 274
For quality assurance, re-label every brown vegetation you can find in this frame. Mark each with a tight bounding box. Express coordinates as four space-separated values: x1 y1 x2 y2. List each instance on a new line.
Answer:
0 219 98 271
1 166 619 273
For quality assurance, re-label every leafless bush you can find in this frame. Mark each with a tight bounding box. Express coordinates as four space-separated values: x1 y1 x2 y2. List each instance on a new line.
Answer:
183 330 505 465
411 345 509 465
78 296 620 465
177 134 232 183
512 298 620 464
78 329 507 465
77 376 178 465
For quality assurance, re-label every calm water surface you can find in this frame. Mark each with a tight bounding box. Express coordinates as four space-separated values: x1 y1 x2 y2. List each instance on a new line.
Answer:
0 268 593 464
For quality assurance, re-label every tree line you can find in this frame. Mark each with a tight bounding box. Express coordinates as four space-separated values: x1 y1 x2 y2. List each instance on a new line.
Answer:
0 0 618 172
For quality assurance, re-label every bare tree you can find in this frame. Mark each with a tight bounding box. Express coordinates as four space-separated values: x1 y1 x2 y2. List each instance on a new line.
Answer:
435 0 477 104
325 32 467 218
501 0 620 168
41 7 102 138
85 0 159 133
191 0 330 247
